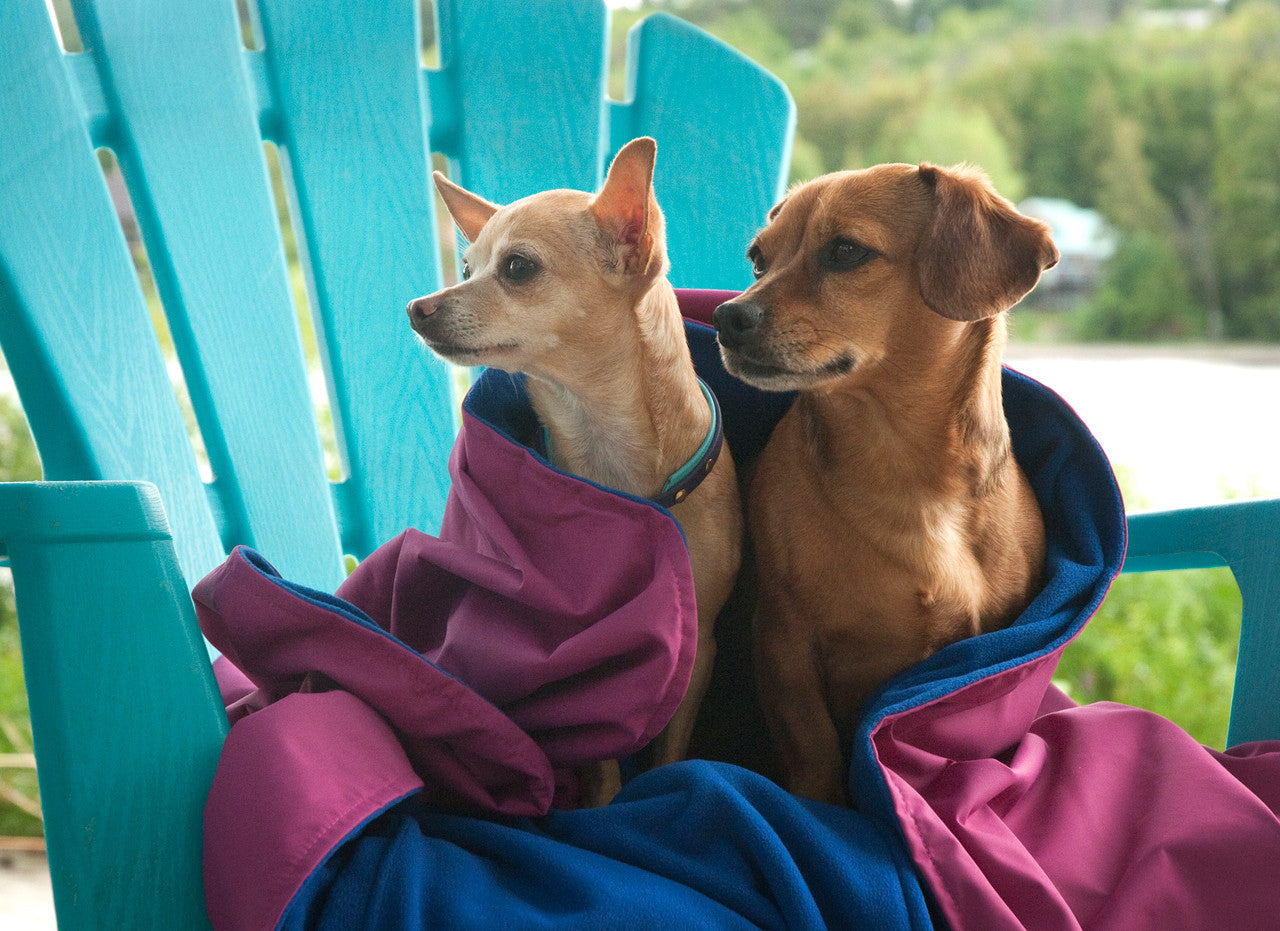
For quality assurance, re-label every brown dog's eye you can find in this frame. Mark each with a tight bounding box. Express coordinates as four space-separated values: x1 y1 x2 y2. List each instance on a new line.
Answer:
502 253 540 284
460 260 472 281
748 245 767 279
822 238 878 272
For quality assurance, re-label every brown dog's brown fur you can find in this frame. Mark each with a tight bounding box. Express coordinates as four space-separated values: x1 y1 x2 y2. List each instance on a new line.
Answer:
408 138 742 806
714 163 1057 805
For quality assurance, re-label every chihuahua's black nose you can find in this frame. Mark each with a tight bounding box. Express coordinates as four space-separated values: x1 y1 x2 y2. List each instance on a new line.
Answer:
713 300 765 349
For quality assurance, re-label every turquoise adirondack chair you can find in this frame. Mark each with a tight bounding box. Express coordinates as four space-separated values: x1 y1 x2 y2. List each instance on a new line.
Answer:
0 0 1276 928
0 1 793 926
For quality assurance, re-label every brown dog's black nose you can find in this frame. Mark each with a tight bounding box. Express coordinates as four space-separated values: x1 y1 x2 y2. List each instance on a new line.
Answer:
713 300 765 350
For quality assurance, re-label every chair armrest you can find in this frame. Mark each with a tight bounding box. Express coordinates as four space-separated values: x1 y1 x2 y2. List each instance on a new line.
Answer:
0 481 226 930
1124 499 1280 745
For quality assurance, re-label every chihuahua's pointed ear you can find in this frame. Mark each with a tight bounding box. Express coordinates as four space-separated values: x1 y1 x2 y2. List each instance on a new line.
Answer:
590 137 666 277
433 171 499 243
915 163 1059 322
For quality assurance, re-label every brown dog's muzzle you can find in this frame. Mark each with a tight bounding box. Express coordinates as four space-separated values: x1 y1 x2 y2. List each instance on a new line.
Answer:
712 300 766 352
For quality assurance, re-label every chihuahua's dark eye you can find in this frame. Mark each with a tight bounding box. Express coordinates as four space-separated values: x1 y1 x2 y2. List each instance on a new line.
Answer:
502 253 540 284
748 245 768 280
822 238 878 272
460 259 472 281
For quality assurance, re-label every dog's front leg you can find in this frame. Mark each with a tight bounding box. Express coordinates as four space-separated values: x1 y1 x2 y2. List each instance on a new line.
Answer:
650 486 741 767
577 759 622 808
754 600 847 806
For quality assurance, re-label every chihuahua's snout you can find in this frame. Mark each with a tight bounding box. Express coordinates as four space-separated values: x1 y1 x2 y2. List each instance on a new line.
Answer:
713 300 765 350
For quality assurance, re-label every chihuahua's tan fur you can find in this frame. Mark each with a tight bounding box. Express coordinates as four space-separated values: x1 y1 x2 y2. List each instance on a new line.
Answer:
714 162 1057 805
408 138 742 805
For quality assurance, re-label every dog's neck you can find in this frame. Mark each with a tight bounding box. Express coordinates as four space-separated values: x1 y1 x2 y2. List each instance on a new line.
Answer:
525 280 711 500
802 314 1012 504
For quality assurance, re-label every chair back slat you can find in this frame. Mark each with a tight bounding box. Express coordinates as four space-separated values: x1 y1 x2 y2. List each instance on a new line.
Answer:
433 0 610 201
616 14 795 290
71 0 348 589
0 1 225 584
255 0 457 559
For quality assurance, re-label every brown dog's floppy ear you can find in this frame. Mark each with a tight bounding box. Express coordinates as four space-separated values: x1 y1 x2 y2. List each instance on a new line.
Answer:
433 171 499 243
590 136 665 277
915 163 1059 322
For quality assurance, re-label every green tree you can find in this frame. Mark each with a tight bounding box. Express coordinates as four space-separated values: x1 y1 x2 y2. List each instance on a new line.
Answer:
792 71 924 173
865 96 1026 200
1123 40 1224 333
829 0 902 39
1072 231 1205 339
1085 81 1172 235
1210 8 1280 337
1010 37 1114 206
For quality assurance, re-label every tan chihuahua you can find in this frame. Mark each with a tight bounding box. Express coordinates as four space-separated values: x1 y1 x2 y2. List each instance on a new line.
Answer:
713 162 1057 805
407 137 742 805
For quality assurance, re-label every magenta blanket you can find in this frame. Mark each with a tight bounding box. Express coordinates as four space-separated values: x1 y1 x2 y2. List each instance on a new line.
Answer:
198 410 698 818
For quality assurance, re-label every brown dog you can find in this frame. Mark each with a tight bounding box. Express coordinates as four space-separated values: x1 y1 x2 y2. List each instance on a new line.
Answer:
713 162 1056 805
407 138 742 804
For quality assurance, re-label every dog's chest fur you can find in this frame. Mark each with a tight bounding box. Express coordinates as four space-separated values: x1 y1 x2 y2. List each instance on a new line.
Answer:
751 377 1041 676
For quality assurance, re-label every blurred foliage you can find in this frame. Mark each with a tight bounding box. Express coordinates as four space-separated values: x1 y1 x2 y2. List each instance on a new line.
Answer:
636 0 1280 342
0 394 40 486
0 591 42 837
0 396 42 836
1068 231 1204 339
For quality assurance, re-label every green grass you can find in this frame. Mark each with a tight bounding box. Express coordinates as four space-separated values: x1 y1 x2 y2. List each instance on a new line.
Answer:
0 585 42 837
1054 566 1241 748
0 396 43 836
